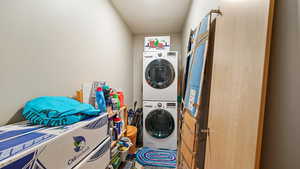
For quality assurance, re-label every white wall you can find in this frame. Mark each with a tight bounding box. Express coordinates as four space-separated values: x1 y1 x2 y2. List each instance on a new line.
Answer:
261 0 300 168
0 0 133 125
181 0 220 57
132 33 182 106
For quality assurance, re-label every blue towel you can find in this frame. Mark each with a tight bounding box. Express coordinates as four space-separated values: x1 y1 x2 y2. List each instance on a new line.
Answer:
22 96 101 126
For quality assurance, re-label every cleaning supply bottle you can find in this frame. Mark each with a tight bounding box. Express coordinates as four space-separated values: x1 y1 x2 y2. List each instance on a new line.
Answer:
96 87 107 112
103 85 113 107
103 85 111 99
117 91 124 108
113 94 120 110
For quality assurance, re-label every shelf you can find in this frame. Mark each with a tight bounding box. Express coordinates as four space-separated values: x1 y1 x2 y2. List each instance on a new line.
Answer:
111 129 127 148
109 105 128 149
120 105 127 111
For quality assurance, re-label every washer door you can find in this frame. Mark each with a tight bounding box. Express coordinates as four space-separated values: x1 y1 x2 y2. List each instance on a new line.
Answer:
145 109 175 139
145 59 175 89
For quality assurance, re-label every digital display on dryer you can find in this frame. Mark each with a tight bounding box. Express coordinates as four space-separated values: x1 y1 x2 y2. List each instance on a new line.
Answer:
166 103 176 107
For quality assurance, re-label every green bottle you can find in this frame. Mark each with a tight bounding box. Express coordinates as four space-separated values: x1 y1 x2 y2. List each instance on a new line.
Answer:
113 94 120 110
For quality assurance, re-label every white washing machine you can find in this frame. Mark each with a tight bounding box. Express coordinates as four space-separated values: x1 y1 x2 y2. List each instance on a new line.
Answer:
143 101 177 150
143 51 178 101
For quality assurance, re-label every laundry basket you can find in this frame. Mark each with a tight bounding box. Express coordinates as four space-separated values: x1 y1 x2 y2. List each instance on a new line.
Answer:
126 125 137 154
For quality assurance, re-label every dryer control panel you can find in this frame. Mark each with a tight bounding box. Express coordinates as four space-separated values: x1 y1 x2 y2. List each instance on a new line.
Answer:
143 102 177 109
143 51 178 60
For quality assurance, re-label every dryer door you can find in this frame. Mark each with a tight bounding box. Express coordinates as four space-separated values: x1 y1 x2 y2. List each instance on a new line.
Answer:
145 59 175 89
145 109 175 139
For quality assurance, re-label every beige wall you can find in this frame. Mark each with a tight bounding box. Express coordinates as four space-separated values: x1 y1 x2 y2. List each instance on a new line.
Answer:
132 33 182 106
261 0 300 168
0 0 133 125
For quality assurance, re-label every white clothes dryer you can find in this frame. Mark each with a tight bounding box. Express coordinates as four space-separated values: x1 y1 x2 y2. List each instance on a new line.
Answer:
143 51 178 101
143 101 177 150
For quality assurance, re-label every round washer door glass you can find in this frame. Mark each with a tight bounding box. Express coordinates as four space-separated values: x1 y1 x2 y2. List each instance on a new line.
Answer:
145 59 175 89
145 109 175 139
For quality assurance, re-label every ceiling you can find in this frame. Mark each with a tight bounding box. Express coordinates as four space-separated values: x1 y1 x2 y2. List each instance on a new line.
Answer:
111 0 191 34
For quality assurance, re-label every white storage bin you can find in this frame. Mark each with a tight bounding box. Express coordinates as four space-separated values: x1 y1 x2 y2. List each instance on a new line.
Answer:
74 137 111 169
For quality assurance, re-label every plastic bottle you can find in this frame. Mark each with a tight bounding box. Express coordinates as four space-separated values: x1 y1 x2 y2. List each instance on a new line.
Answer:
117 91 124 108
113 94 120 110
96 87 107 112
103 86 112 106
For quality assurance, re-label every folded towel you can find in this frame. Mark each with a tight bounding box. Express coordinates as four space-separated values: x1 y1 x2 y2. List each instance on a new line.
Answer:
22 96 101 126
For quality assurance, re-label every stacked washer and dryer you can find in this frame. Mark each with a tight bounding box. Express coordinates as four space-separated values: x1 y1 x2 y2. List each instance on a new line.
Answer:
143 43 178 150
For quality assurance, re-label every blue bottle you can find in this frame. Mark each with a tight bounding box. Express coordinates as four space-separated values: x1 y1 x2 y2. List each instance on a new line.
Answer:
96 87 107 112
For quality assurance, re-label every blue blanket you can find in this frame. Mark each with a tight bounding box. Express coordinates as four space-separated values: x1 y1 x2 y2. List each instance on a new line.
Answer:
22 96 100 126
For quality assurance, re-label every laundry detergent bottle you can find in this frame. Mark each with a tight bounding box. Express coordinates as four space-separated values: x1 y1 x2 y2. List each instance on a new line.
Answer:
96 87 107 112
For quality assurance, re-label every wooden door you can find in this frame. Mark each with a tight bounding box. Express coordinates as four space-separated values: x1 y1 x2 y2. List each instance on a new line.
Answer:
204 1 275 169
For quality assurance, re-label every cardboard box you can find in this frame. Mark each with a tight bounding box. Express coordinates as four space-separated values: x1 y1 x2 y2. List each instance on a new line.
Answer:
74 137 110 169
82 81 106 106
144 36 170 51
0 113 108 169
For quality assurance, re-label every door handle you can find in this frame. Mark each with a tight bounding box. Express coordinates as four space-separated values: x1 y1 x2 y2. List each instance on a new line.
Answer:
200 128 215 135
